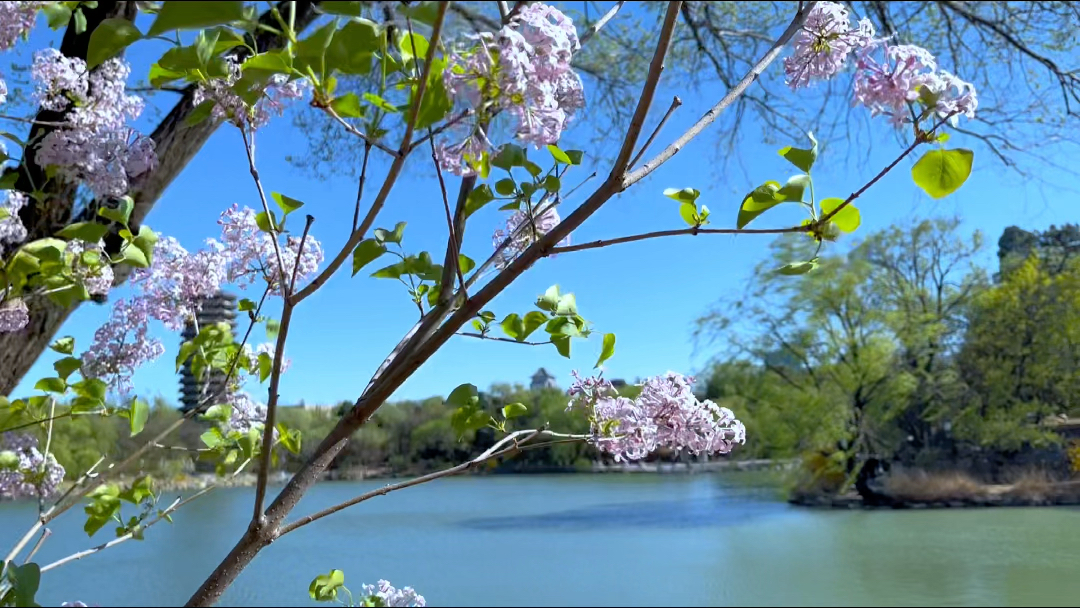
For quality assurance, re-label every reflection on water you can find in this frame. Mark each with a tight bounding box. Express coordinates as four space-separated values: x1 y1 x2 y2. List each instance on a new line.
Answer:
2 473 1079 607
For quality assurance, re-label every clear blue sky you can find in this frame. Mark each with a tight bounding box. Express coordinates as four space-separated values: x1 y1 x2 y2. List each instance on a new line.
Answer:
9 6 1077 408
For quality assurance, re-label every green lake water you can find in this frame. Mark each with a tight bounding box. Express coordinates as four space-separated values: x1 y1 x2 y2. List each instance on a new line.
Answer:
2 473 1079 606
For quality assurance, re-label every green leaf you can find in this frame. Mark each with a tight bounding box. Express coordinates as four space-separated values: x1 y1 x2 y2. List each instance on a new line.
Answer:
565 150 584 165
374 222 406 245
501 313 525 341
238 298 256 312
777 131 819 173
397 31 429 63
147 1 247 37
595 333 616 368
42 3 72 29
34 377 66 394
50 336 75 355
71 378 107 402
446 383 478 407
679 202 698 226
309 569 346 602
911 148 974 199
464 184 495 218
777 259 819 275
556 293 577 316
414 57 451 129
521 311 547 340
0 451 19 470
320 1 363 16
777 174 810 203
363 92 398 113
458 254 476 276
53 357 82 380
820 198 861 233
351 239 387 276
330 92 364 118
74 8 87 34
551 335 571 358
7 562 41 608
491 144 526 170
87 18 142 69
258 352 273 382
271 192 304 216
495 178 516 196
129 398 149 437
663 187 700 203
536 285 561 312
502 402 528 419
98 196 135 225
57 221 110 243
547 145 572 164
400 1 442 25
184 99 217 127
254 210 278 233
201 404 232 424
326 20 380 75
736 181 788 229
543 175 561 192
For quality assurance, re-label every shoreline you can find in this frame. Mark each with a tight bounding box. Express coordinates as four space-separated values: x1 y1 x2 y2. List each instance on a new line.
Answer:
790 479 1080 510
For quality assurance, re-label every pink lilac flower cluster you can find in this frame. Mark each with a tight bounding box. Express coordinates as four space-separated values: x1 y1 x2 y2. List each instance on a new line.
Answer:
784 2 875 89
0 298 28 333
80 208 321 391
217 205 324 295
567 371 746 462
491 199 568 269
785 2 977 128
31 48 157 198
193 59 310 130
360 580 426 608
437 3 585 176
853 44 978 127
0 1 43 51
0 432 66 499
224 392 269 435
66 239 114 296
0 190 28 256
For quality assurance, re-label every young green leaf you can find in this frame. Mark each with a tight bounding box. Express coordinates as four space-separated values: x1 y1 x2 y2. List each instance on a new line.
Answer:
595 333 616 368
777 131 819 173
57 221 111 243
98 196 135 225
911 148 974 199
87 18 142 69
820 198 861 233
351 239 387 276
147 1 247 37
271 192 305 216
777 259 819 275
547 144 572 164
502 403 528 419
50 336 75 355
464 184 495 218
679 202 698 226
129 398 149 437
34 377 66 394
663 187 700 203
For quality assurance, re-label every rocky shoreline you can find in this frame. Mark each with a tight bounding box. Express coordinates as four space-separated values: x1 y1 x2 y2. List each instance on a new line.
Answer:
790 481 1080 510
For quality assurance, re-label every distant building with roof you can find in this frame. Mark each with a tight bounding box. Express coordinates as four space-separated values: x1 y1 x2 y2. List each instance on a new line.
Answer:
530 368 559 390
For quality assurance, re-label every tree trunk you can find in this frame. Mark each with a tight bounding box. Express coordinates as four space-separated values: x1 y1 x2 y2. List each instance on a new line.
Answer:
0 1 322 395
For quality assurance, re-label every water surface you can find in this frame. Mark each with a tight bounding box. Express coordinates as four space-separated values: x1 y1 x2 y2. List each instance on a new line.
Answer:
2 473 1079 606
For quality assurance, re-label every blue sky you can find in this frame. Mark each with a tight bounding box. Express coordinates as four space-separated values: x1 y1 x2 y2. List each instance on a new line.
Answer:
9 5 1078 408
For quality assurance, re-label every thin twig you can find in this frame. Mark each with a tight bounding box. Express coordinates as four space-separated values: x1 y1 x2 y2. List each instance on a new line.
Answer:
241 128 288 291
624 2 819 189
290 2 449 306
549 225 809 254
430 137 467 298
351 143 373 232
23 529 50 565
457 332 552 346
628 96 682 169
579 1 626 45
276 429 590 536
406 109 473 154
322 105 401 158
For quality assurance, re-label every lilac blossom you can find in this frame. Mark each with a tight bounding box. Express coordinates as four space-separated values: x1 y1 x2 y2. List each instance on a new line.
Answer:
784 1 876 89
66 239 114 296
0 2 43 51
360 580 426 608
80 299 166 392
437 3 585 174
853 43 978 127
243 342 291 376
217 205 324 295
60 603 89 607
31 50 156 197
567 372 746 462
193 61 310 130
492 199 568 269
0 432 66 500
0 297 28 333
225 392 268 435
0 76 7 105
0 190 28 256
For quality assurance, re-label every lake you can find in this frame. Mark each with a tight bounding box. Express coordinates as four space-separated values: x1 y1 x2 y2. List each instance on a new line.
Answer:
2 473 1080 607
